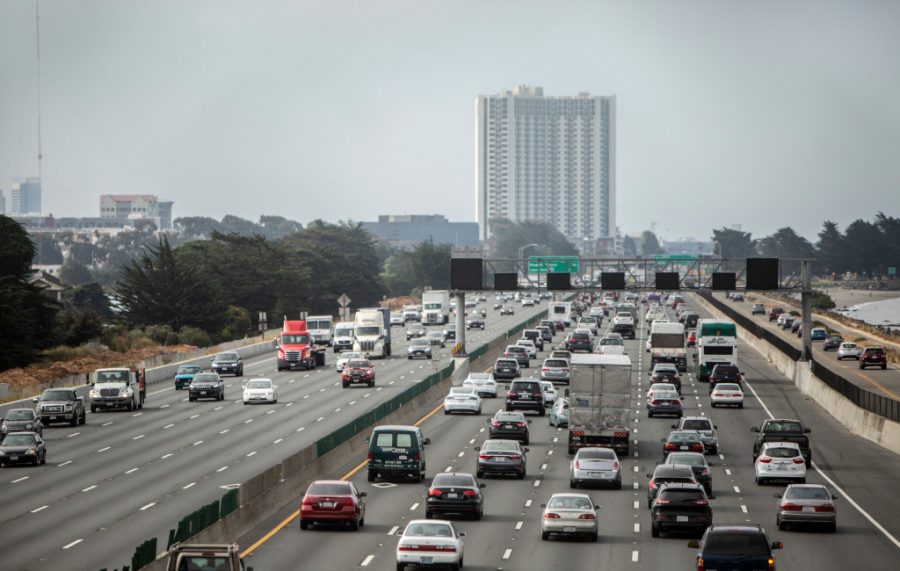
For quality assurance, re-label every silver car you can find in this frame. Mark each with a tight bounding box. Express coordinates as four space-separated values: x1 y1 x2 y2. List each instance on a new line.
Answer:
540 493 600 541
540 358 571 384
775 484 838 532
569 447 621 489
336 351 364 372
407 338 432 360
837 342 862 360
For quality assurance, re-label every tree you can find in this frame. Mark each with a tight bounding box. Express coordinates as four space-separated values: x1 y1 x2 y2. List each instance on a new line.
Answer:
843 219 883 275
622 235 638 257
58 259 94 286
815 221 848 274
712 228 756 259
489 218 578 258
63 282 113 319
757 227 816 275
639 231 663 256
410 239 452 291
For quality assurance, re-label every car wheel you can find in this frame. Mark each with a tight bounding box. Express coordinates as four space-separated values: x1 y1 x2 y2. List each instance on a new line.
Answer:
651 524 660 538
517 471 526 480
570 479 578 488
828 522 837 533
778 519 786 531
475 509 483 521
648 412 654 418
476 471 484 479
367 471 375 483
299 519 309 530
189 397 195 402
538 408 545 417
80 411 86 425
541 531 550 541
738 403 744 409
615 478 622 490
91 405 97 413
349 517 360 531
41 451 46 465
448 563 460 571
425 511 433 520
443 409 449 415
590 531 598 542
70 415 78 427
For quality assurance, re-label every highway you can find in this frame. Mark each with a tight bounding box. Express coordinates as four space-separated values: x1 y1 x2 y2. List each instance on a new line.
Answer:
0 301 548 571
236 294 900 570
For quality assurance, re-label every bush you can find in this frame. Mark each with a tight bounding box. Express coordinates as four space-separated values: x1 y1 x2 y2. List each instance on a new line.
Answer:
219 306 252 341
178 326 212 348
811 290 836 310
144 324 179 346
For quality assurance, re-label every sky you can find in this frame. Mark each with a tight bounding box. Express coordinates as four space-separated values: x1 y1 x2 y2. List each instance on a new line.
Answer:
1 0 899 242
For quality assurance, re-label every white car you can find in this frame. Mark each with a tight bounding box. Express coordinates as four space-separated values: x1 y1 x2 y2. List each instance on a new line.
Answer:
443 386 482 415
646 383 677 404
755 442 807 485
836 342 862 360
710 383 744 408
396 520 465 569
539 381 558 407
577 317 599 335
462 373 498 398
336 351 364 372
597 337 626 356
242 378 277 404
390 313 404 327
646 307 666 323
540 493 600 541
516 339 538 359
570 447 621 489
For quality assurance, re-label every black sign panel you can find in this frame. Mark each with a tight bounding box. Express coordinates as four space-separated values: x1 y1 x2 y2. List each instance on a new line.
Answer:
601 272 625 290
450 258 483 291
655 272 679 290
746 258 779 290
547 272 571 291
711 272 737 291
494 272 518 291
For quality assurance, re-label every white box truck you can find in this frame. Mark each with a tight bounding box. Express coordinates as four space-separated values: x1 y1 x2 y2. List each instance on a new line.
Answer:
548 301 573 327
421 290 450 326
566 354 632 456
649 321 687 371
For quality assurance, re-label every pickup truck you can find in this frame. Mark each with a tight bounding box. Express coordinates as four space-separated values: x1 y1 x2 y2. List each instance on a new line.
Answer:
165 543 253 571
32 388 86 427
751 419 812 464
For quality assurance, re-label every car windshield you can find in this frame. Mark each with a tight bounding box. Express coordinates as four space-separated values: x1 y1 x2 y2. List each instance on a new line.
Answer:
192 374 218 383
512 382 540 392
659 489 705 503
41 390 74 401
681 420 712 431
703 532 771 556
410 339 428 346
246 380 271 389
765 446 800 458
5 410 35 421
307 482 352 496
548 496 593 510
483 440 519 451
785 487 830 500
347 360 369 368
670 433 699 442
600 338 622 346
357 326 380 336
215 353 238 361
177 366 201 374
405 523 453 538
433 474 475 487
2 434 36 446
715 384 741 391
655 391 679 399
282 334 309 344
335 326 354 335
578 449 616 460
177 556 230 570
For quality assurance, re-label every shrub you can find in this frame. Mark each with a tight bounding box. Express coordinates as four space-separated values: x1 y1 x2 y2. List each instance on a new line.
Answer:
811 290 836 310
178 326 212 348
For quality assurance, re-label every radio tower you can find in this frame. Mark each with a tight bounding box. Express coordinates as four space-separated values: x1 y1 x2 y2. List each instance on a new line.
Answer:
35 0 43 185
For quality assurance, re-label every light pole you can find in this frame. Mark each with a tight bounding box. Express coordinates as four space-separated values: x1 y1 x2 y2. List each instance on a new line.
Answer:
518 243 539 289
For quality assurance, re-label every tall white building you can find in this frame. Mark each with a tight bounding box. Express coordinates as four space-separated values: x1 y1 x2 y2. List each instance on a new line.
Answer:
11 178 42 215
476 85 616 249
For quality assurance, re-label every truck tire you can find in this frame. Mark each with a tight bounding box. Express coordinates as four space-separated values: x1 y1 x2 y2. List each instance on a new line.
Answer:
70 414 78 427
91 405 97 413
127 401 133 412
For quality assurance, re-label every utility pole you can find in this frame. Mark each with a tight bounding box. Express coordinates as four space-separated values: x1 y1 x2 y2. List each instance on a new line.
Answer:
800 259 812 362
454 291 466 357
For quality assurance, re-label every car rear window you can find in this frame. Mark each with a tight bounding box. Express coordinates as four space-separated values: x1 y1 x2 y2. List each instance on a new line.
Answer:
864 348 886 355
703 532 771 556
785 487 830 500
511 381 540 392
765 446 800 458
308 483 352 495
548 496 593 510
658 489 705 503
545 360 568 367
496 359 517 367
668 454 704 466
681 420 712 431
713 366 739 375
573 333 589 340
495 412 523 421
374 431 414 448
483 440 519 451
767 421 803 432
714 384 741 391
578 449 616 460
347 360 369 368
433 474 475 487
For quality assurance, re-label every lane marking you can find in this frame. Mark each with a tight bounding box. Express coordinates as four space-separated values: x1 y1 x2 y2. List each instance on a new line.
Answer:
31 505 49 513
632 550 639 563
387 526 399 536
733 486 741 494
81 485 97 492
132 434 145 440
183 482 196 490
193 440 204 446
102 421 113 426
220 428 230 434
515 521 523 530
161 453 173 459
273 438 283 445
633 501 640 509
67 432 79 438
125 468 139 474
502 548 513 560
217 466 229 473
525 499 533 508
410 502 420 511
741 505 748 513
58 460 72 467
634 523 640 533
163 424 175 429
12 476 29 483
247 451 257 457
62 539 83 550
139 502 156 511
97 447 111 453
725 468 732 476
361 555 375 567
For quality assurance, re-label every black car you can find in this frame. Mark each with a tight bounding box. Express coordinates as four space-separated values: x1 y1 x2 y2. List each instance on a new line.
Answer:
647 465 698 508
566 332 593 353
1 409 43 437
505 380 545 416
466 317 485 330
475 439 528 479
522 330 544 351
688 525 783 571
664 452 713 495
210 352 243 377
708 364 744 392
493 358 521 380
823 335 843 351
651 483 712 537
425 472 485 520
488 411 531 443
650 365 682 394
0 432 47 466
662 431 706 456
189 372 225 402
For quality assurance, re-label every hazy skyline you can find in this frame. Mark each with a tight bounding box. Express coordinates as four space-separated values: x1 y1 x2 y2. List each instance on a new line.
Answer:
1 0 899 241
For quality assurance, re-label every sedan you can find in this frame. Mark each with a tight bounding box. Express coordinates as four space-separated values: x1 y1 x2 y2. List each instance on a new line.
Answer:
488 411 530 443
396 520 464 571
443 387 482 415
0 432 47 466
299 480 366 530
540 493 600 541
823 335 844 351
426 472 485 520
664 451 713 495
662 431 705 456
516 339 538 359
540 358 571 384
475 439 528 479
710 383 744 408
406 324 426 341
466 317 485 330
648 390 683 418
548 398 569 428
837 342 862 360
492 358 520 380
462 373 497 398
646 383 678 403
500 306 515 316
755 442 807 485
342 359 375 388
242 378 277 404
336 351 365 372
426 331 447 348
1 409 43 437
752 303 766 315
570 447 622 489
775 484 838 532
407 338 433 360
390 313 405 327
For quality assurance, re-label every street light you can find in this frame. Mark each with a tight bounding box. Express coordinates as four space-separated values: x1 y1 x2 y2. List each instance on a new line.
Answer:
517 243 539 261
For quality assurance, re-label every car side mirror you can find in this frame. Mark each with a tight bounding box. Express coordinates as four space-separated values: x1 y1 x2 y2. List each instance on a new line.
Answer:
359 492 367 497
671 424 677 429
423 437 431 445
524 448 530 453
485 419 491 423
458 532 466 538
32 397 39 404
771 541 783 550
804 428 811 434
646 474 652 478
479 483 486 488
832 494 839 500
713 425 718 429
687 540 700 549
750 427 760 432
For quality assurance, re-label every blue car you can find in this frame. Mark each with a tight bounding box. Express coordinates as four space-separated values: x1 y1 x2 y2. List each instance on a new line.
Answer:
174 365 202 390
688 525 783 571
810 328 828 341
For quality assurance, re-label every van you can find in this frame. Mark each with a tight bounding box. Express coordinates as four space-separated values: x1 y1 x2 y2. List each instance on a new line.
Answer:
366 425 430 483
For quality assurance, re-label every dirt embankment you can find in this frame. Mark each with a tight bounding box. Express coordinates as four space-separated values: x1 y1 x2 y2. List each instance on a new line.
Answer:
383 296 421 311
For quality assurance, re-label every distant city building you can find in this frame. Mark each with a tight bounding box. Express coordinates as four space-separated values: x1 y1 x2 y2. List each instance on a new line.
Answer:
0 188 5 215
11 178 41 215
476 85 616 249
98 194 173 229
14 214 148 234
663 239 717 256
158 199 174 230
362 215 479 250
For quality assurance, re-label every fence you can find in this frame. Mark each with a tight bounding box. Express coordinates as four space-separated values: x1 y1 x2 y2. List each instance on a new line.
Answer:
700 293 899 422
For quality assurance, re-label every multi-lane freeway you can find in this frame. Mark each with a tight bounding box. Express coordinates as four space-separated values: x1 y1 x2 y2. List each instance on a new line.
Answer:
0 301 547 571
234 293 900 571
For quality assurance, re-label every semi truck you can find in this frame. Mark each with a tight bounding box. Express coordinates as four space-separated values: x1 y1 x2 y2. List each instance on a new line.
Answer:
353 307 392 358
89 367 146 412
566 353 633 456
276 320 326 371
649 321 687 371
422 290 450 325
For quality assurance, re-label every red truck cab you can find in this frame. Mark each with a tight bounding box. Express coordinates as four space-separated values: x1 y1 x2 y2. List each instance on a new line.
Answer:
276 321 325 371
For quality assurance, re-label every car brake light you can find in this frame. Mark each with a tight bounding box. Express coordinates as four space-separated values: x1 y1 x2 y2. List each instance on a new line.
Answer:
793 457 805 464
815 504 835 512
544 513 561 519
694 499 708 505
542 368 550 372
563 368 570 373
648 480 657 490
508 455 522 460
650 400 659 405
414 452 421 461
479 455 492 460
301 497 313 506
367 451 373 460
491 421 501 427
428 489 442 497
692 444 704 452
655 499 671 505
578 513 596 520
613 462 620 470
664 443 677 451
516 422 526 427
709 375 715 382
575 460 581 469
781 503 802 511
759 456 772 463
463 490 477 498
507 392 515 398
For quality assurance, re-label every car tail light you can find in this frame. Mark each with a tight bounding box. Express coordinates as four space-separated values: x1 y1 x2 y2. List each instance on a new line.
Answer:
516 422 527 427
759 456 772 463
491 421 501 427
578 513 596 520
542 368 550 372
532 393 541 399
428 489 443 497
792 457 805 464
731 393 742 397
691 444 704 452
694 499 708 505
781 503 802 511
709 375 715 382
414 452 421 461
815 504 835 512
479 455 492 460
650 400 660 405
697 557 705 571
463 490 477 498
563 368 570 373
664 443 677 451
508 455 522 460
399 545 457 552
544 513 561 519
568 337 576 343
700 468 710 476
340 497 355 507
655 498 671 505
575 460 581 469
612 462 620 470
507 392 516 398
367 451 373 461
301 496 313 506
768 557 776 571
648 480 657 490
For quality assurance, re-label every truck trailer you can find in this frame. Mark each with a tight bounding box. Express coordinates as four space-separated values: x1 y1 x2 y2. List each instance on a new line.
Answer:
566 353 633 456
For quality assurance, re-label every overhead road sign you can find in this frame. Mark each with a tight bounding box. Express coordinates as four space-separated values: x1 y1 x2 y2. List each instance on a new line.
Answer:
528 256 579 274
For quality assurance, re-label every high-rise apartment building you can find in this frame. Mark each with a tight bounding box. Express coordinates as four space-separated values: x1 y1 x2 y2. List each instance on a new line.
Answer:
476 85 616 248
11 178 42 215
0 189 5 215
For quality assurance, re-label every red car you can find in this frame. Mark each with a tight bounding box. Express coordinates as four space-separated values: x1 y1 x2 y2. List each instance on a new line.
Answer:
300 480 367 530
859 347 888 370
342 358 375 388
768 307 785 322
686 330 697 347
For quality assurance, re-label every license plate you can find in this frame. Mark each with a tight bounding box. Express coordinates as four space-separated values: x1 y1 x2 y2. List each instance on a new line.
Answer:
399 455 408 460
775 465 785 471
494 457 507 462
519 393 529 398
503 425 513 429
677 515 689 522
803 506 815 512
563 526 576 533
9 456 18 461
588 472 602 478
447 493 459 499
200 391 208 395
320 502 333 508
679 445 688 450
420 557 433 565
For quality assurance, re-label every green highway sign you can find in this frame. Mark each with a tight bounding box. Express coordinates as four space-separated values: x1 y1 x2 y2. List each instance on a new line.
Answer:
528 256 579 274
653 254 697 267
889 267 897 276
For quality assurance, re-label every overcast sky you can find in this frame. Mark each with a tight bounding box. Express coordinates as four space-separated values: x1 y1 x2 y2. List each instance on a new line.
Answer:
1 0 898 241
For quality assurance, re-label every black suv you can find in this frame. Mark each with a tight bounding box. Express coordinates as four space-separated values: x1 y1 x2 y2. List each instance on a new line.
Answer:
189 372 225 401
33 388 86 427
425 472 485 520
211 352 243 377
522 329 544 351
688 525 783 571
650 482 712 537
566 331 593 352
505 380 545 416
708 364 743 392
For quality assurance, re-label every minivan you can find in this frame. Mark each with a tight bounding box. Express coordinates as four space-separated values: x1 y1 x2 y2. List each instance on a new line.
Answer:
366 425 430 483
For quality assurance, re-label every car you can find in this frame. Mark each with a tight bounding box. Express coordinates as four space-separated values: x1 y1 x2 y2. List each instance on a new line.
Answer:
732 293 745 302
860 346 888 370
426 331 447 348
790 319 802 334
646 382 677 402
674 416 719 455
837 342 862 360
646 306 666 323
650 363 682 393
540 493 600 541
577 316 599 335
755 441 807 485
505 380 545 415
336 351 365 372
774 483 838 532
462 373 498 398
164 543 248 571
688 525 783 571
299 480 366 530
488 410 531 442
465 316 485 330
493 302 503 310
648 390 683 418
503 345 530 367
188 372 224 402
443 386 482 415
493 358 520 380
810 327 828 341
522 297 535 307
535 326 554 343
464 298 477 308
242 378 277 404
442 325 457 342
664 452 713 495
1 409 43 437
540 358 571 384
570 447 622 489
0 431 47 466
426 472 486 520
708 364 744 392
516 339 538 359
752 303 766 315
396 520 465 571
210 352 243 377
686 330 697 347
342 358 376 388
475 439 528 479
539 380 558 406
710 382 744 408
550 349 572 361
548 398 569 428
406 323 426 340
573 327 595 342
597 336 626 355
662 430 705 456
33 388 85 427
367 425 430 483
500 306 515 315
822 335 844 351
522 329 545 351
391 312 405 327
650 482 712 538
768 307 785 321
174 365 202 390
566 331 594 352
646 465 698 508
407 338 433 360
